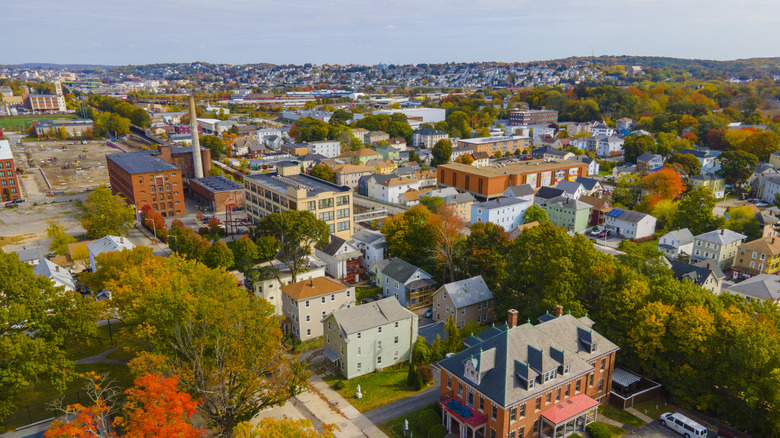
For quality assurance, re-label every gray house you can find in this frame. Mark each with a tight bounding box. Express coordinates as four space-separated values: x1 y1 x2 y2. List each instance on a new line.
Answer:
369 258 437 310
322 297 417 379
635 152 664 171
431 276 495 327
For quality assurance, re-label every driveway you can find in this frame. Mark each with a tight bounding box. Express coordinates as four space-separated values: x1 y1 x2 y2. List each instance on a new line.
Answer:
623 420 688 438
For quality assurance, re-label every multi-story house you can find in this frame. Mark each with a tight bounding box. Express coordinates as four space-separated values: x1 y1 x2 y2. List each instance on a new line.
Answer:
322 297 417 379
86 235 135 270
352 229 388 269
442 192 477 223
366 131 390 145
438 310 619 438
0 140 21 201
333 164 374 189
471 198 532 232
604 208 657 240
375 144 401 161
657 229 695 260
370 177 420 204
544 196 591 233
370 258 437 309
635 153 664 171
502 184 536 203
281 277 355 341
315 235 364 283
248 255 326 315
308 140 341 158
344 148 382 165
431 276 495 327
575 156 600 176
690 174 726 199
588 135 624 158
691 229 747 270
574 177 604 197
670 261 724 295
732 236 780 278
243 162 354 239
412 128 448 148
679 148 721 174
578 195 611 227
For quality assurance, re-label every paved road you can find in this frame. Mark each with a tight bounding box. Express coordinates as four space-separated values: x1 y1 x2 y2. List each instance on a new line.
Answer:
363 386 439 424
623 420 688 438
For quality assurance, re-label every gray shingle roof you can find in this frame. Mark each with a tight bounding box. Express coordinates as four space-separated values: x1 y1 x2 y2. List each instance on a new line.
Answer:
352 229 385 245
662 228 694 245
505 184 535 197
436 276 493 309
694 229 747 245
575 177 600 191
727 274 780 301
438 314 618 407
329 296 414 334
418 321 448 345
546 196 591 211
670 261 724 285
535 186 565 200
381 258 430 283
555 180 583 195
476 197 530 209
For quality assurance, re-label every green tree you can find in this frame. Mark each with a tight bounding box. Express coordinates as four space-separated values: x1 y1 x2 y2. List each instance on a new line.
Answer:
461 222 510 291
623 134 656 164
612 174 643 208
204 240 234 269
289 117 331 142
199 135 226 160
348 136 363 151
665 153 702 178
99 252 308 437
523 204 549 224
725 206 764 241
46 220 77 256
674 186 721 235
430 139 453 167
718 150 758 191
419 196 444 212
309 164 335 183
79 185 136 239
381 205 436 272
0 250 101 422
232 236 259 275
329 109 352 125
255 211 329 283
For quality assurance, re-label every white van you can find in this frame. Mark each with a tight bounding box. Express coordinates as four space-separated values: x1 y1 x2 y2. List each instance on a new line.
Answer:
660 412 708 438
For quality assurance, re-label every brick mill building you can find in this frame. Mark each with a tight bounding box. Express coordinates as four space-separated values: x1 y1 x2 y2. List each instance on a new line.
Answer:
0 140 21 202
437 160 587 200
438 310 618 438
106 149 186 217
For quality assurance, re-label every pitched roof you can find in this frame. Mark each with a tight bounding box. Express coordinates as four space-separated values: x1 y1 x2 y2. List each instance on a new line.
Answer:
508 222 540 240
316 235 361 260
545 196 591 211
535 186 565 200
33 258 76 291
505 184 535 197
737 236 780 256
418 321 448 345
86 235 135 258
661 228 694 245
476 197 530 209
727 274 780 301
436 276 493 309
352 229 385 245
438 315 618 407
606 208 653 224
333 164 374 175
281 276 349 301
555 180 583 195
755 211 779 226
670 261 724 285
578 195 610 211
380 258 430 283
636 152 661 162
694 229 747 244
329 297 413 334
574 177 601 191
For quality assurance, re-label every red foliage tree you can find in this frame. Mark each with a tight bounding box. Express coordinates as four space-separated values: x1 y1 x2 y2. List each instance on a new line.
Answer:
140 204 168 241
642 168 685 208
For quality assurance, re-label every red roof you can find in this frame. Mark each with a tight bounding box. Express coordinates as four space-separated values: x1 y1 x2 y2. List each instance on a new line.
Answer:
540 394 599 424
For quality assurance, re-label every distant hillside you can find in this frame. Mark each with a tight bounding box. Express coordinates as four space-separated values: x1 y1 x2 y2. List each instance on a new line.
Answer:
6 63 115 70
545 56 780 79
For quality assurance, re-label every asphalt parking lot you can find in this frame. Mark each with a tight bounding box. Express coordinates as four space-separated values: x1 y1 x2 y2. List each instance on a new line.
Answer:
623 419 701 438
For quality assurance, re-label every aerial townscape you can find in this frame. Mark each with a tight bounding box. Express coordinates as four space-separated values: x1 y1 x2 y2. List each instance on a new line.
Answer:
4 5 780 438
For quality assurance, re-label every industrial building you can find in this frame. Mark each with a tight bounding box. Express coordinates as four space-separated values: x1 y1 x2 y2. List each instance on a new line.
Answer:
106 149 186 217
189 176 245 212
0 139 21 201
508 109 559 126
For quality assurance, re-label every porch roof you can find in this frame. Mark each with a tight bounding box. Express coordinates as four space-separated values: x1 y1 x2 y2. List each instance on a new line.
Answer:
323 348 340 362
442 398 488 428
540 393 599 424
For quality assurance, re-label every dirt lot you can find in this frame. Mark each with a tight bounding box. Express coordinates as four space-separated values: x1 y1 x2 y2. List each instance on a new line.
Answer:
0 199 84 252
15 140 130 194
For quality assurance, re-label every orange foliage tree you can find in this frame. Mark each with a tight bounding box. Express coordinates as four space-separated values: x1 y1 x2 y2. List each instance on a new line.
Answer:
140 204 168 241
641 168 685 208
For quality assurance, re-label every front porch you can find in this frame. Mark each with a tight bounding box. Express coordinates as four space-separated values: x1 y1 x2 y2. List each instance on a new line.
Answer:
440 393 487 438
539 393 599 438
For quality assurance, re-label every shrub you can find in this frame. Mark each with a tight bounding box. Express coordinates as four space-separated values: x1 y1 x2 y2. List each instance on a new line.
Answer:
419 365 433 384
586 422 612 438
198 227 210 236
332 380 345 390
431 401 442 415
414 409 440 434
428 424 447 438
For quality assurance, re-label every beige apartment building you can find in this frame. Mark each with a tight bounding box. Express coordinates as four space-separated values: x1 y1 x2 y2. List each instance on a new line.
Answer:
333 164 374 188
281 277 356 341
431 276 495 327
248 255 327 315
244 162 355 239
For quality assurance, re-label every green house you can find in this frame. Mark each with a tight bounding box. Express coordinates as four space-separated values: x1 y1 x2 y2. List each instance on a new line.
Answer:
544 196 592 233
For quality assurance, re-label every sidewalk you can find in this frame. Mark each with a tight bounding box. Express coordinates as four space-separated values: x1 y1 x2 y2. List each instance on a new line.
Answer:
307 375 389 438
626 407 654 423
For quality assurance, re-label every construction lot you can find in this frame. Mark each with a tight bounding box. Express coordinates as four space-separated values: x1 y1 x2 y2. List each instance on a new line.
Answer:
15 140 127 194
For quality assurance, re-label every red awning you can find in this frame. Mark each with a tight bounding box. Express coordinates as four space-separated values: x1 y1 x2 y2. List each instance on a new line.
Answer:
540 393 599 424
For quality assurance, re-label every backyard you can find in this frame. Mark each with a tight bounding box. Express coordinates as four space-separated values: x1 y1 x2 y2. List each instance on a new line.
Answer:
323 364 432 412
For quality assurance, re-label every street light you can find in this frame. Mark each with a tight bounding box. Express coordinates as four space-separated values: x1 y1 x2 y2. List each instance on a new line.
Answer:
168 235 178 253
144 218 157 244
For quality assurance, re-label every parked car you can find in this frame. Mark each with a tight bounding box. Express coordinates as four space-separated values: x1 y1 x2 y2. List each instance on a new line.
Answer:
659 412 708 438
13 198 24 204
597 231 607 238
423 308 433 318
4 202 15 208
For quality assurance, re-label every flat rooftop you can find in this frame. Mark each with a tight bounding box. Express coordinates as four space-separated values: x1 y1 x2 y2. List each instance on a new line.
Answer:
439 159 583 177
245 172 350 197
191 176 244 193
106 151 178 174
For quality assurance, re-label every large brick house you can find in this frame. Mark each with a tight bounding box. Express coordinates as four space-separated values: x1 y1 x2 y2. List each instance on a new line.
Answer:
438 310 619 438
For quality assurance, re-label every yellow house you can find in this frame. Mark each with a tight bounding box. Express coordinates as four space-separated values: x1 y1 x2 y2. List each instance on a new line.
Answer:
733 236 780 278
343 148 381 165
372 159 397 175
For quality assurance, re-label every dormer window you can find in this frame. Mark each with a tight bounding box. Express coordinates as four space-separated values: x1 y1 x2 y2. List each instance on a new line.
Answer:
528 379 535 389
542 370 556 383
564 364 570 374
590 342 598 353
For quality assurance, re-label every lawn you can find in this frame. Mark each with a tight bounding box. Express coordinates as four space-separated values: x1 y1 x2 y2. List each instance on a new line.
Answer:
633 396 674 420
323 364 431 412
379 402 441 438
0 114 78 131
604 423 629 436
356 285 380 302
599 404 645 428
65 320 129 361
2 362 133 431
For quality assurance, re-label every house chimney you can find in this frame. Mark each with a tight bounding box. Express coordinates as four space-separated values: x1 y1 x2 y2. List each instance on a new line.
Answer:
310 279 314 287
55 265 59 272
120 237 124 244
507 309 519 329
555 305 563 317
721 229 725 235
188 94 205 179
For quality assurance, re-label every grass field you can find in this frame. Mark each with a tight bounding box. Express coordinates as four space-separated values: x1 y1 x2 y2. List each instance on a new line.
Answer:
0 114 78 131
324 364 431 412
379 403 441 438
634 396 674 420
599 404 646 428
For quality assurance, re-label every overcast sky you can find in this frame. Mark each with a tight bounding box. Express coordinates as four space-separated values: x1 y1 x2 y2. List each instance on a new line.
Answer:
4 0 780 66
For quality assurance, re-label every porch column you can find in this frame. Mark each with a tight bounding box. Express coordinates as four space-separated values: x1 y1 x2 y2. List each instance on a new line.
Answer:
460 422 467 438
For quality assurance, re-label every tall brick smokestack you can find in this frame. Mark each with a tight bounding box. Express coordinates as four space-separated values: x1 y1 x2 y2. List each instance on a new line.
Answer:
188 94 204 179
